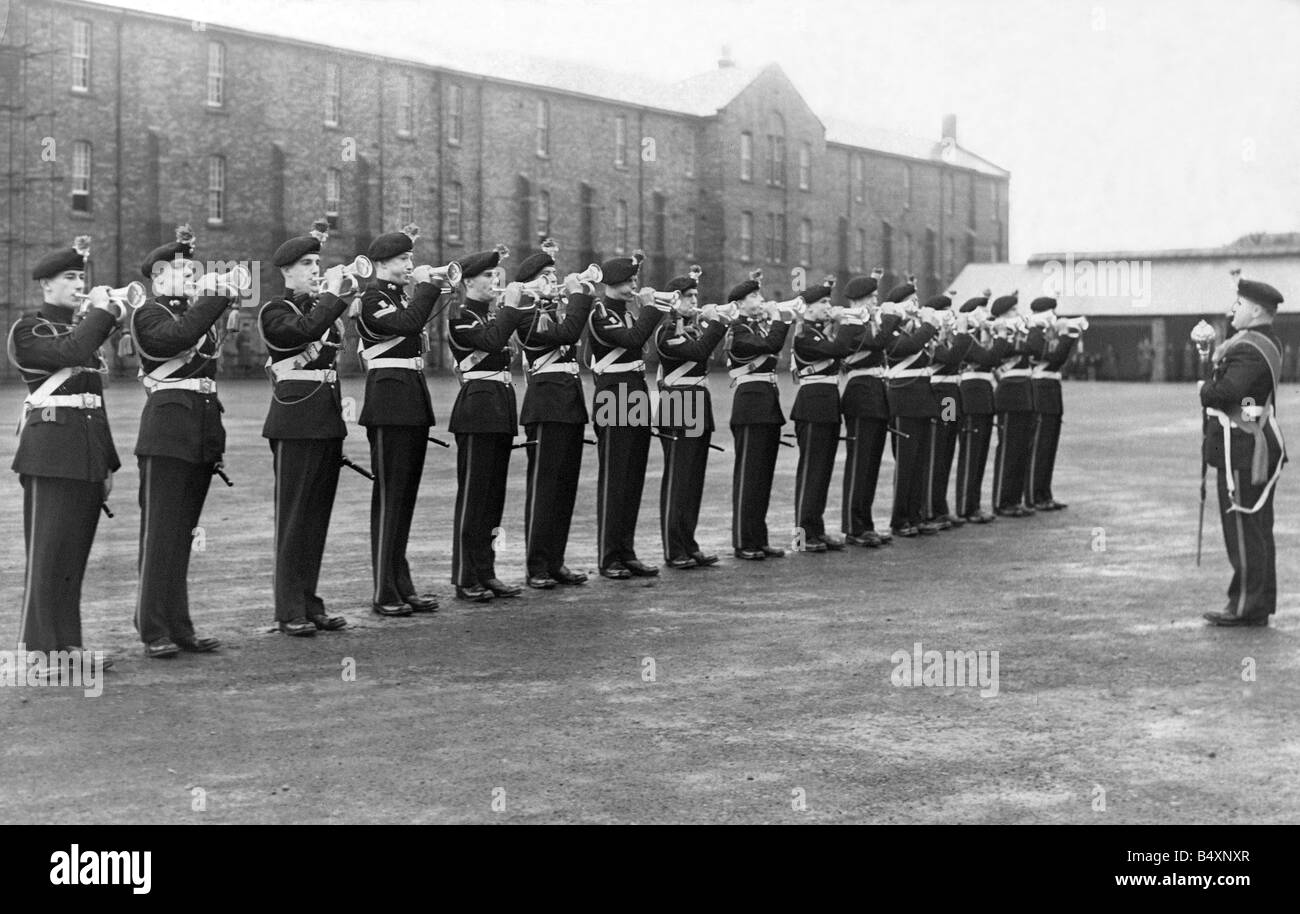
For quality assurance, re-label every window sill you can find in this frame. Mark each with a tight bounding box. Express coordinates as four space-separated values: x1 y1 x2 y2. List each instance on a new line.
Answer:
323 122 342 131
447 138 462 148
206 105 228 116
206 219 227 230
536 152 550 160
69 88 93 98
70 209 94 220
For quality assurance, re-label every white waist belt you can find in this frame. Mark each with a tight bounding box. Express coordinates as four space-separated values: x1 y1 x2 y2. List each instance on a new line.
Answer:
799 376 840 386
930 375 960 384
26 393 103 410
462 369 512 383
999 368 1032 378
961 372 995 383
736 372 777 385
276 369 337 383
1032 369 1062 380
367 357 425 371
592 360 646 375
889 369 931 379
143 377 217 394
531 362 580 375
660 376 707 388
845 367 885 380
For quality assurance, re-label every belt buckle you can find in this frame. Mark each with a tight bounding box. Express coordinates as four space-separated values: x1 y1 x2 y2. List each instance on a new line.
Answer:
198 378 216 394
78 393 96 408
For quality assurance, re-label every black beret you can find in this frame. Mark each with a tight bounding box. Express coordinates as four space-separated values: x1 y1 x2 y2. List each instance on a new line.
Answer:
843 275 879 300
924 294 952 311
32 247 87 281
990 293 1019 317
141 240 196 279
1239 278 1283 311
665 275 698 294
727 279 761 303
601 256 639 285
959 296 988 313
368 231 415 262
801 284 832 305
272 235 322 269
460 249 502 280
1029 296 1057 313
514 252 554 283
884 282 916 303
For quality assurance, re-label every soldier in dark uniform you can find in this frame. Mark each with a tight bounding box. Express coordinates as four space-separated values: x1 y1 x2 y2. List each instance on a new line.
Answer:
514 249 594 589
1024 296 1082 511
654 272 728 568
447 249 531 601
257 225 351 636
988 293 1038 517
587 254 669 579
839 270 896 547
726 276 796 560
882 280 943 537
131 227 240 658
926 294 975 527
954 294 1009 523
790 280 855 552
1199 278 1287 627
355 228 444 616
9 239 124 666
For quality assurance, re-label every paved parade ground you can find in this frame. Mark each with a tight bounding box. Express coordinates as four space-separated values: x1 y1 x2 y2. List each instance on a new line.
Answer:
1 376 1297 824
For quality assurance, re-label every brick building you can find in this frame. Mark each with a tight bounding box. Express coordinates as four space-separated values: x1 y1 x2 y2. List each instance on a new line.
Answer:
0 0 1009 377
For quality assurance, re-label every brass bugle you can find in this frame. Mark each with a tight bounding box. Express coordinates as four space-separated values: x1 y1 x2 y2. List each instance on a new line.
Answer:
188 264 252 298
416 260 462 287
649 290 680 306
574 264 602 284
1058 315 1089 333
74 281 147 309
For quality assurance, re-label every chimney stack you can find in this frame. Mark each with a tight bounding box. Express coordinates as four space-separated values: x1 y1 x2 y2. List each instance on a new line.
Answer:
718 45 735 69
941 113 957 143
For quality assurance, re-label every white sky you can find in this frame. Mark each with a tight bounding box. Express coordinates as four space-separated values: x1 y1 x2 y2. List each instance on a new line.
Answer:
96 0 1300 261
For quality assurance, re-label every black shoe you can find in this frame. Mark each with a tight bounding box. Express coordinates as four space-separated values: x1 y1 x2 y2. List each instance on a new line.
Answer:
527 574 558 589
1203 611 1269 627
734 548 766 560
689 551 719 567
818 534 846 551
666 555 697 569
483 578 522 598
994 506 1030 518
144 639 180 659
279 619 317 637
624 559 660 577
404 592 440 613
176 635 221 653
600 563 632 580
943 514 966 527
372 602 414 617
309 613 347 631
63 648 114 672
801 540 828 553
963 511 996 524
552 566 588 585
876 529 893 544
845 532 882 547
761 545 786 557
930 517 952 530
456 584 495 602
916 522 941 535
891 525 919 538
1035 499 1067 511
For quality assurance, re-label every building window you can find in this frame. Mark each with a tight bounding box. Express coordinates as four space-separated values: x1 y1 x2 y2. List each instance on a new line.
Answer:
968 174 977 229
992 182 1001 222
579 183 595 262
881 221 893 271
798 142 811 191
854 155 865 203
776 214 787 262
207 42 225 108
447 84 463 145
765 214 777 261
799 219 812 266
854 228 866 272
903 232 913 272
536 98 550 157
207 155 225 224
740 211 753 261
397 74 414 136
445 182 462 242
684 134 695 178
945 237 954 280
71 141 91 213
398 177 414 229
740 132 753 182
965 234 976 267
766 135 785 187
614 199 628 255
325 168 341 229
536 190 550 239
614 115 627 168
71 20 91 92
684 210 696 258
947 173 956 216
324 62 341 126
903 164 912 209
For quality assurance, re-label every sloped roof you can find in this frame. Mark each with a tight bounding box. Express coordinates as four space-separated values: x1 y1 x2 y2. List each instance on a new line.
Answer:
952 254 1300 317
824 116 1009 177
